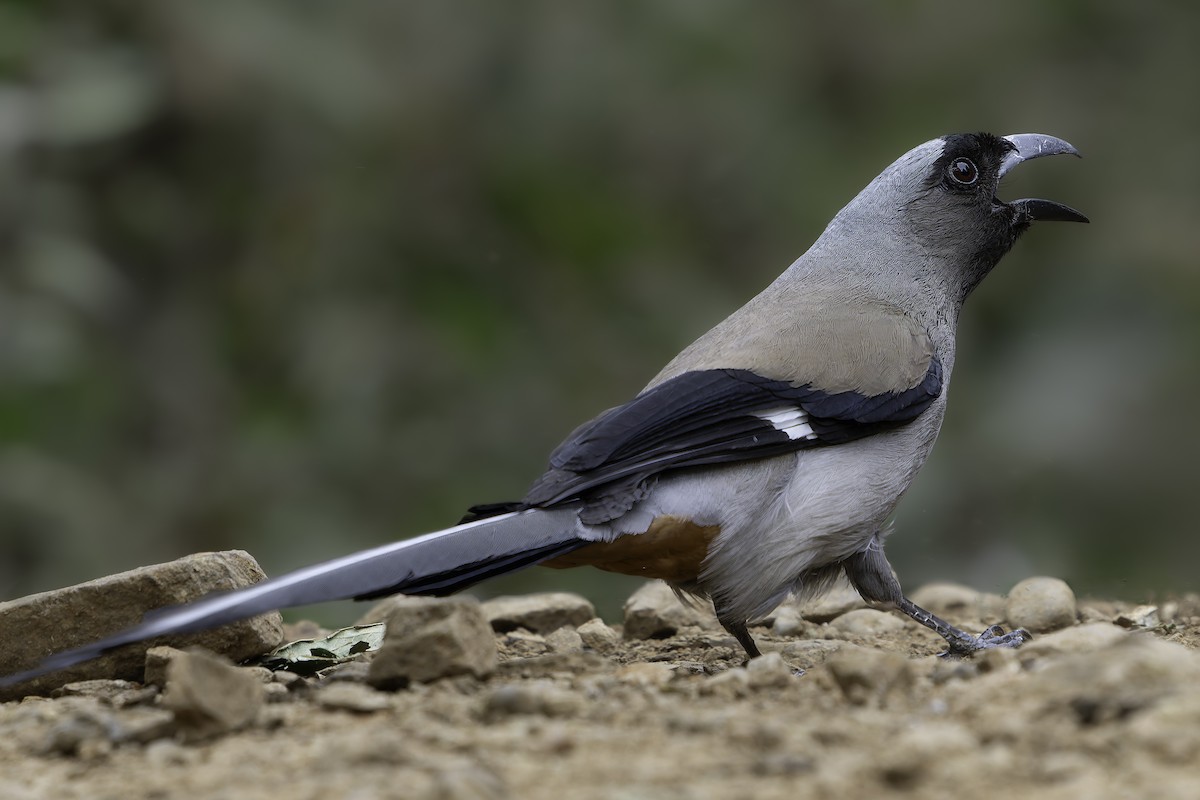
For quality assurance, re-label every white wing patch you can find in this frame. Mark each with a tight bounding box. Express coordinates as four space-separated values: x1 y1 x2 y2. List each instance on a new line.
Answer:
754 406 818 441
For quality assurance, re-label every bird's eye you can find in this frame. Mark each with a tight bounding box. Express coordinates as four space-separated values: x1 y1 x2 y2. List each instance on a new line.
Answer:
948 157 979 186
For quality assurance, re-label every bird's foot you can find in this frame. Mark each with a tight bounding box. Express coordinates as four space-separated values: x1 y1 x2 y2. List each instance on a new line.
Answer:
896 598 1032 658
940 623 1032 659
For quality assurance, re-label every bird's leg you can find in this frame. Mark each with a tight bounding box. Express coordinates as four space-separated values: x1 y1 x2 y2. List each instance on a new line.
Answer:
893 597 1031 657
717 613 762 660
843 534 1031 657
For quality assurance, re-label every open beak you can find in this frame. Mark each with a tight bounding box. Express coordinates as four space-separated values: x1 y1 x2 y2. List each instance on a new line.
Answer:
998 133 1089 223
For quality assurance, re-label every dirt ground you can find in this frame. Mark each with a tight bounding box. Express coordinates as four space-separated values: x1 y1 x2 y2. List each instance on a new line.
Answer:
3 586 1200 800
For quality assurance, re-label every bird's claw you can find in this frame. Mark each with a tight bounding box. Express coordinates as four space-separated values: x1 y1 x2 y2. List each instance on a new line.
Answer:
941 624 1032 659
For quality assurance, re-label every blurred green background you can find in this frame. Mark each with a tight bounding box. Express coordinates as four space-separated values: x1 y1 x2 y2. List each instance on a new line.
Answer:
1 1 1196 622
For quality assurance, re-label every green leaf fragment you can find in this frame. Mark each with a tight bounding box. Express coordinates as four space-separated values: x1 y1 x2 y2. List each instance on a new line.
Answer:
253 622 387 676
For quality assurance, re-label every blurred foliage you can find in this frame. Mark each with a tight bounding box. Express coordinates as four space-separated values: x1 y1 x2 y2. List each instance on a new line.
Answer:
0 1 1197 620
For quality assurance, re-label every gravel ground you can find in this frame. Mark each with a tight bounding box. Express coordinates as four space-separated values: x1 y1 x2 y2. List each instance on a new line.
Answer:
3 579 1199 800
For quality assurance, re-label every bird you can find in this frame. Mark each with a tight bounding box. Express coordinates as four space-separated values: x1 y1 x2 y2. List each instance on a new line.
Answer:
1 131 1086 687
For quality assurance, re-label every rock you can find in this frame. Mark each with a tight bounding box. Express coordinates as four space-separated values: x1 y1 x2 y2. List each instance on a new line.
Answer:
754 752 816 777
701 667 751 698
1005 577 1077 633
36 701 175 756
0 785 43 800
909 583 982 619
907 583 1009 628
50 679 147 702
826 608 908 638
483 681 583 718
34 703 114 757
366 597 496 689
497 629 552 658
160 649 265 739
262 683 290 702
495 652 613 681
768 606 811 638
1077 605 1111 625
576 618 620 652
271 669 305 688
242 665 276 684
874 721 977 788
1017 622 1129 661
480 593 596 634
1035 636 1200 724
48 679 158 714
0 550 284 701
615 662 674 688
746 652 796 689
154 648 279 691
929 643 1022 685
545 627 584 654
1127 688 1200 764
315 682 392 713
433 764 509 800
1114 604 1160 629
824 648 913 707
142 739 196 769
143 646 186 688
793 583 868 622
977 592 1009 625
623 581 716 640
110 707 178 744
780 639 850 670
282 620 328 640
322 660 372 684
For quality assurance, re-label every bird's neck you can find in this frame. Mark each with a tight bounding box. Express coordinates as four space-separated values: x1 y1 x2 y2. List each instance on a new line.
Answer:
808 199 1018 320
799 225 969 331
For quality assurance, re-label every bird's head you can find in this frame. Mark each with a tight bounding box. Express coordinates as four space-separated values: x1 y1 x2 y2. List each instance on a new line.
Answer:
914 131 1086 230
826 131 1087 304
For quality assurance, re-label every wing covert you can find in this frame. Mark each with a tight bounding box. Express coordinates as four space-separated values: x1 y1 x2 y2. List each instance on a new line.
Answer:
519 358 942 522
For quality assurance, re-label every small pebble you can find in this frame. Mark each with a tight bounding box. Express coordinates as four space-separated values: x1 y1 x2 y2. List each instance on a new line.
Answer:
1126 689 1200 764
262 683 291 702
1017 622 1128 661
484 682 582 718
143 646 186 689
780 640 848 670
700 667 751 698
366 597 496 689
315 683 392 713
481 593 596 634
1114 604 1160 629
794 583 868 622
746 652 796 689
769 606 810 638
826 608 908 638
1005 577 1077 634
909 583 982 619
615 662 674 688
271 669 305 688
545 627 584 654
499 630 552 657
576 618 620 652
160 649 265 739
143 739 196 768
825 648 913 707
623 581 717 641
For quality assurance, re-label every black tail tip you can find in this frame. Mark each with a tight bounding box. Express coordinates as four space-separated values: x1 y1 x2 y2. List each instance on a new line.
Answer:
459 501 527 524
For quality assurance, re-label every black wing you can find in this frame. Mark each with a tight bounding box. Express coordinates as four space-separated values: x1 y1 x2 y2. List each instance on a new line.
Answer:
508 361 942 523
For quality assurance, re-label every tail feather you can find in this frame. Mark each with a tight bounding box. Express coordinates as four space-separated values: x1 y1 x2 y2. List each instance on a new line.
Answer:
359 540 584 599
1 507 583 687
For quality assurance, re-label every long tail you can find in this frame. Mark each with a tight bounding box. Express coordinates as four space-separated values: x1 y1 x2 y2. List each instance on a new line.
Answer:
1 507 584 686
